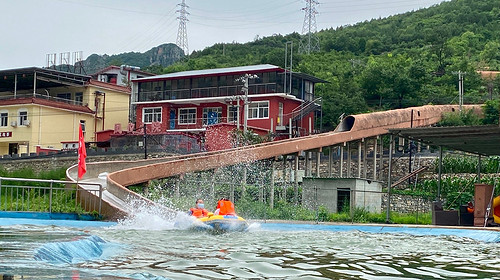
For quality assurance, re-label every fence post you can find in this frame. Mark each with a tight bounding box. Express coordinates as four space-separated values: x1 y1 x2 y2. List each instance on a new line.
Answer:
49 180 53 213
75 183 79 212
99 184 103 215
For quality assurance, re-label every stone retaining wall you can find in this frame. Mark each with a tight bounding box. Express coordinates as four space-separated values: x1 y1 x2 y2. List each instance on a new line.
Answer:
382 193 432 213
0 152 176 172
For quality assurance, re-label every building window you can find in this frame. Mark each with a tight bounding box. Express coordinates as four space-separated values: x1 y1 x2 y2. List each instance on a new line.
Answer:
304 81 314 101
0 111 7 127
80 120 86 135
228 105 238 123
143 107 162 123
248 101 269 119
178 108 197 124
202 107 222 125
57 93 72 100
18 109 28 126
75 92 83 104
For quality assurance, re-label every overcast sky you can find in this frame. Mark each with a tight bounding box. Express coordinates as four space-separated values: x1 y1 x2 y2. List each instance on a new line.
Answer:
1 0 447 70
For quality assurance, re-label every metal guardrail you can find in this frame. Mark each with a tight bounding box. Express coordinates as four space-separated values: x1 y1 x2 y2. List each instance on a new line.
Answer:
0 177 103 215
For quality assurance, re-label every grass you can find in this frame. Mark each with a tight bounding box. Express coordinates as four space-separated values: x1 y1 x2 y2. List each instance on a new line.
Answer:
235 199 431 225
0 166 92 216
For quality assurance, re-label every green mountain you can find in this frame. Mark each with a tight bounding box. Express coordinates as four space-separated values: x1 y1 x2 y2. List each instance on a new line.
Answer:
83 43 184 74
160 0 500 130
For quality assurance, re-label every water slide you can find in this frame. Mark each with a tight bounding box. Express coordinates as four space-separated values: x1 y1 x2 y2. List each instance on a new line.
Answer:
66 105 480 220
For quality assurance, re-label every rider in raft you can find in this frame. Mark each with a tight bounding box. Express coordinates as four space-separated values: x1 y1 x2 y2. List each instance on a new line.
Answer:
213 198 236 216
189 198 209 218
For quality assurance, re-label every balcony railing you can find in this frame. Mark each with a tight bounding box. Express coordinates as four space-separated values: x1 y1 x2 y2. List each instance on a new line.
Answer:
137 83 280 102
0 93 84 106
166 116 238 131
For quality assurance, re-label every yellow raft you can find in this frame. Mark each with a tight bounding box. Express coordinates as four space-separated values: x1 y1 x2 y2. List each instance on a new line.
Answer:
195 214 249 233
493 195 500 224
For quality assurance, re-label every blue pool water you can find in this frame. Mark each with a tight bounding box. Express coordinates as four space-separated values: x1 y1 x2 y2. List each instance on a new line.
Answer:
1 216 500 279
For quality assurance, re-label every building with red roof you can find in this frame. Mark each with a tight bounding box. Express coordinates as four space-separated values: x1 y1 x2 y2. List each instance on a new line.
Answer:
130 64 326 151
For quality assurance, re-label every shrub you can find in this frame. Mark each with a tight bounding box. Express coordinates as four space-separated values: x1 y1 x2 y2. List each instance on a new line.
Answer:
437 109 481 127
482 99 499 125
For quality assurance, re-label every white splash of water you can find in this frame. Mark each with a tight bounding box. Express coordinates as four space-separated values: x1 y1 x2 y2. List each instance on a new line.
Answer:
113 197 197 231
247 222 262 232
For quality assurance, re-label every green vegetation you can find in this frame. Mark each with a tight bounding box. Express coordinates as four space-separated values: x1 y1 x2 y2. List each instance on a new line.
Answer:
406 176 499 210
438 155 500 174
80 0 500 131
482 99 500 124
235 199 431 225
140 0 499 130
0 166 68 182
437 109 482 126
0 167 92 217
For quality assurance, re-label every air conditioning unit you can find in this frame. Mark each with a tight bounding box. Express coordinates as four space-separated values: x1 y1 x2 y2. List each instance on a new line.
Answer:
10 121 17 127
23 120 30 126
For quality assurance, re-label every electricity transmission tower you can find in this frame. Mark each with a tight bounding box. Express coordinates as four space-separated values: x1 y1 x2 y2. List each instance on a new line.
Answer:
299 0 320 54
176 0 189 55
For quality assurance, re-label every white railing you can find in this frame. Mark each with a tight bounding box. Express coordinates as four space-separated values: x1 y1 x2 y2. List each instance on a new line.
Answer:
0 177 103 215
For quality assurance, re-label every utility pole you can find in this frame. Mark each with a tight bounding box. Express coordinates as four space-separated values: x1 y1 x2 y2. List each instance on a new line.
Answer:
176 0 189 55
237 74 258 134
453 71 466 111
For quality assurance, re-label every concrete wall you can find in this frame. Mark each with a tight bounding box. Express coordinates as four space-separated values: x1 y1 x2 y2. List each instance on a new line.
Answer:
353 179 382 213
302 177 382 213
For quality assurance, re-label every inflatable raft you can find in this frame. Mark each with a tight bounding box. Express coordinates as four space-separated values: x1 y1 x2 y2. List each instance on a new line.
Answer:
493 195 500 224
194 214 249 233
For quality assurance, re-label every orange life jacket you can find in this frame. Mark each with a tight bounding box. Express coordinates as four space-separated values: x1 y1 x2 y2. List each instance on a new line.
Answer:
217 200 236 216
190 208 208 218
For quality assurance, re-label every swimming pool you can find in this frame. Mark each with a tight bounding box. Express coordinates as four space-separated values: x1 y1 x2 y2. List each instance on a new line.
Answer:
1 216 500 279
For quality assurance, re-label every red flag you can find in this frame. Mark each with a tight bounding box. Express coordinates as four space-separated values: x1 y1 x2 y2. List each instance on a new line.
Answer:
78 123 87 179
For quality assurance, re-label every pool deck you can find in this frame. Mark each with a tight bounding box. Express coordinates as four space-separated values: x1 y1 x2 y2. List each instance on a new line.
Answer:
251 219 500 231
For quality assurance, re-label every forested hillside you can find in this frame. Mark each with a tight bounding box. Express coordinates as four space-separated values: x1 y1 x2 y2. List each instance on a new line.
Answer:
160 0 500 130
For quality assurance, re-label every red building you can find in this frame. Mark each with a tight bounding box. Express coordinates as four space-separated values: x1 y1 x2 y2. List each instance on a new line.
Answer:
130 64 325 151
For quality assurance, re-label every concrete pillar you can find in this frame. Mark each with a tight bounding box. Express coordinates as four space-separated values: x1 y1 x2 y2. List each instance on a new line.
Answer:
282 155 287 184
230 184 235 202
270 160 275 209
386 134 394 223
210 169 216 199
316 151 321 178
328 146 333 177
304 151 311 177
258 181 263 203
294 153 299 204
363 139 367 179
379 137 384 179
241 166 247 197
373 137 378 181
358 141 362 178
346 142 351 177
175 176 181 198
340 144 344 177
